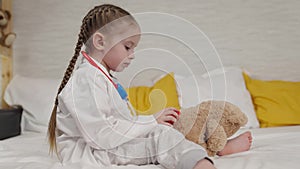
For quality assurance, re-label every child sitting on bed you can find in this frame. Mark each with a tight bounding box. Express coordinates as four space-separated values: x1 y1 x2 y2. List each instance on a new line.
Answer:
47 4 251 169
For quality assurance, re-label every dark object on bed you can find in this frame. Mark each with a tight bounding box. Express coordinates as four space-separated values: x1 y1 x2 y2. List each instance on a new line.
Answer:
0 105 23 140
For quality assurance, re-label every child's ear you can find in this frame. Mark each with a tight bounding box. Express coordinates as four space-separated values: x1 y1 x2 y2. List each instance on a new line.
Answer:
93 32 105 51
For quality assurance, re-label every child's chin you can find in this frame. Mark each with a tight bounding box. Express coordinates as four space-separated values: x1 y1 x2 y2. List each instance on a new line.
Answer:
115 67 126 72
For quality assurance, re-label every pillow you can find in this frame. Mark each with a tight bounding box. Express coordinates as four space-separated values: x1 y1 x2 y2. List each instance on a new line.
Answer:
126 73 180 115
174 67 260 128
173 74 208 109
4 75 60 133
243 72 300 128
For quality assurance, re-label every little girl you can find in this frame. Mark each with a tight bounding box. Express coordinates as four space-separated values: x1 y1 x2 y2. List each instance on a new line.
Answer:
48 4 250 169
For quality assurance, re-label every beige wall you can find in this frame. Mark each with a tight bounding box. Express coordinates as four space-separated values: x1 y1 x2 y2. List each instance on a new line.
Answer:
12 0 300 83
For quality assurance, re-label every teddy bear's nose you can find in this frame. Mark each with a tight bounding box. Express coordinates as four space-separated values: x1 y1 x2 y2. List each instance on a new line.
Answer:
0 16 3 20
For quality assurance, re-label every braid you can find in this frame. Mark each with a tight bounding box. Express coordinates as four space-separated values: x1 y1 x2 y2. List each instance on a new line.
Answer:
47 4 135 156
48 29 84 154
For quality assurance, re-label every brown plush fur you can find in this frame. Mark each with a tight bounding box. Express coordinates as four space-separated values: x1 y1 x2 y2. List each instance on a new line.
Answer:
173 100 248 156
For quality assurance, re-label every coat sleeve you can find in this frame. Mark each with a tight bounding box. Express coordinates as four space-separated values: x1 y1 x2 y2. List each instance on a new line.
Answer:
58 71 158 150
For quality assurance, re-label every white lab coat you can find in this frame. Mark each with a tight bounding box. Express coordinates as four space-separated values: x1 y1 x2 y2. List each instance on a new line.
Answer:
56 56 207 168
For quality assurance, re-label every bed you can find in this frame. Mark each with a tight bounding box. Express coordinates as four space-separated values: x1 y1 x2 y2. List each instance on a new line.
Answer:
1 125 300 169
2 0 300 168
2 67 300 169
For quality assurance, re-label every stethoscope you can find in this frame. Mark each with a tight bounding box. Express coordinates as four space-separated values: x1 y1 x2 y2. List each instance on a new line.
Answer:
81 51 137 116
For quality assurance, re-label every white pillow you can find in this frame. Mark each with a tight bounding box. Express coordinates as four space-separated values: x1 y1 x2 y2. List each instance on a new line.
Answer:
174 74 207 109
4 75 60 133
174 67 259 129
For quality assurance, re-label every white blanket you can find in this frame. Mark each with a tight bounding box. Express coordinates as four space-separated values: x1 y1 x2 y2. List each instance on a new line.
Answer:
1 126 300 169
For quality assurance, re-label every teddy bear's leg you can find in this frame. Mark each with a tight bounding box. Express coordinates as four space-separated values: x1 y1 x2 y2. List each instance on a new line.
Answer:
206 122 227 156
206 148 216 157
199 142 215 157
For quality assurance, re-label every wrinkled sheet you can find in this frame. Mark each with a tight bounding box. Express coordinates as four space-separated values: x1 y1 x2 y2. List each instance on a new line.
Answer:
214 126 300 169
1 126 300 169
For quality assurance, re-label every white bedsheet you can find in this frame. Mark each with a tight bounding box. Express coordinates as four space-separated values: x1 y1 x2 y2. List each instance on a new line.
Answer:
1 126 300 169
214 126 300 169
0 132 161 169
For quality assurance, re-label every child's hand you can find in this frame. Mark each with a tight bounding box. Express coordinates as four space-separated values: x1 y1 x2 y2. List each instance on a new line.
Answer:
154 108 180 127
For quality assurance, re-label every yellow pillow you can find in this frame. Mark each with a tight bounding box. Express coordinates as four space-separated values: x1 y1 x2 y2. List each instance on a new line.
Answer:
126 73 180 115
243 72 300 127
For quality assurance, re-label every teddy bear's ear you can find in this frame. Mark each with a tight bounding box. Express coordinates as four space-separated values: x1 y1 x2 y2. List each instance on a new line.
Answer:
4 10 11 20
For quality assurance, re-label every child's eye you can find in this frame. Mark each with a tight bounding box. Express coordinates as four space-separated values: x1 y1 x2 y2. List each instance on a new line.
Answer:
125 46 130 51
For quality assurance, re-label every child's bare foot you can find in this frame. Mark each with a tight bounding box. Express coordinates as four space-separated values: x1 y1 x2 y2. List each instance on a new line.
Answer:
217 131 252 156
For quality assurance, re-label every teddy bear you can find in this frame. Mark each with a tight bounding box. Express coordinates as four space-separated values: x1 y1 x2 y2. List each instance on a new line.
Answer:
173 100 248 156
0 9 16 48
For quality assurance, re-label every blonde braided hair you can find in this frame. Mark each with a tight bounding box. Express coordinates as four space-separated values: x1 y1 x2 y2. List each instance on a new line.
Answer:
48 4 136 155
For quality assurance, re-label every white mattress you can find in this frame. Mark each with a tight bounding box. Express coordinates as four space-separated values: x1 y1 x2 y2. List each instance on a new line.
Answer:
0 126 300 169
